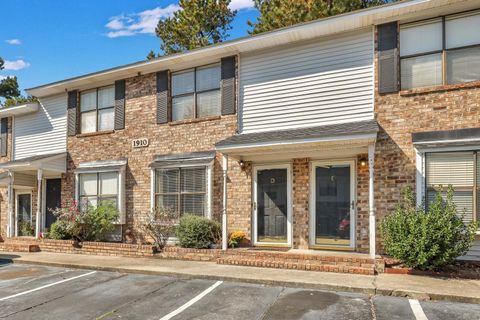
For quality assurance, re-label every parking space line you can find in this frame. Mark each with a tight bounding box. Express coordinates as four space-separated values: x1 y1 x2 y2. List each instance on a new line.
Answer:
159 281 223 320
0 271 97 301
408 299 428 320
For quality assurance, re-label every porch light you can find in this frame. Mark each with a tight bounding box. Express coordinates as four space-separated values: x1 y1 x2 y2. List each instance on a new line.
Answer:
238 160 245 169
360 158 367 167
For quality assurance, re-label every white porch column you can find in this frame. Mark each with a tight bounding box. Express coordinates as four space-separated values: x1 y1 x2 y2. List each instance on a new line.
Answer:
7 171 14 238
222 155 228 251
35 169 43 239
368 144 376 259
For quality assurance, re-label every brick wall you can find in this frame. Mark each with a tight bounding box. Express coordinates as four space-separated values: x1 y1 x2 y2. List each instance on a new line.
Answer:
373 27 480 253
293 158 310 249
65 72 243 241
0 118 12 240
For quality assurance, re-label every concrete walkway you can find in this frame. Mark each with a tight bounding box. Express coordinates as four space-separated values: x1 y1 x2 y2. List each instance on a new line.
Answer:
1 251 479 304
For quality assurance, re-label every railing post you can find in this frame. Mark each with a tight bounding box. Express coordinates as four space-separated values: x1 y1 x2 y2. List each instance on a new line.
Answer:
222 155 228 251
368 144 376 259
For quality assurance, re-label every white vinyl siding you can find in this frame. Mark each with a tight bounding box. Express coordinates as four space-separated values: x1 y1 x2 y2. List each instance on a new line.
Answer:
239 29 374 134
13 94 67 160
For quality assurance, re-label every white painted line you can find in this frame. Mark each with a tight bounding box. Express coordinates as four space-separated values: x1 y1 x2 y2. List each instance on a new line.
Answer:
408 299 429 320
0 271 97 301
159 281 223 320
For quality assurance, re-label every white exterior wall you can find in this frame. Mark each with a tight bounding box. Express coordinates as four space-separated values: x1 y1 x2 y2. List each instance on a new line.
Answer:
13 94 67 160
239 28 374 134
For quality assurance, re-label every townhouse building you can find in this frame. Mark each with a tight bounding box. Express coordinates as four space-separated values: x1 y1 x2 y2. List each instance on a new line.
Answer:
1 0 479 261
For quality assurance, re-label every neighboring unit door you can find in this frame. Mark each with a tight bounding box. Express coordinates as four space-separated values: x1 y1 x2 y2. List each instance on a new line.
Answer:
312 162 355 248
45 178 62 229
255 167 289 244
17 193 32 236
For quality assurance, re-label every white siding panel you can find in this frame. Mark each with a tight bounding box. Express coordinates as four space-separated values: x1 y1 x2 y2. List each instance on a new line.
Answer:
239 29 374 133
14 94 67 160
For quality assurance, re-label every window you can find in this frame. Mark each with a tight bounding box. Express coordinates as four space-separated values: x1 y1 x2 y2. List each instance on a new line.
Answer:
80 86 115 133
400 11 480 89
79 172 119 211
171 64 221 121
425 152 479 224
154 167 207 216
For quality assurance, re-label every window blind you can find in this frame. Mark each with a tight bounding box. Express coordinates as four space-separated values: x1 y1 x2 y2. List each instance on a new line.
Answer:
426 152 474 223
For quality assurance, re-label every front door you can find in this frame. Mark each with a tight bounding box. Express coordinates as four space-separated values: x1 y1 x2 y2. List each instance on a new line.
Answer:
45 179 61 229
16 193 32 236
254 166 291 245
311 161 355 248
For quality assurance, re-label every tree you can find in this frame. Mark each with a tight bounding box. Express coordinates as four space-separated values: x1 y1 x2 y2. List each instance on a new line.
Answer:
146 50 157 61
248 0 390 35
0 57 21 101
154 0 236 56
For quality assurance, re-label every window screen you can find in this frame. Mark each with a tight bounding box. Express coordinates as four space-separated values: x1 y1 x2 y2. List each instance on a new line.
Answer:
155 167 207 216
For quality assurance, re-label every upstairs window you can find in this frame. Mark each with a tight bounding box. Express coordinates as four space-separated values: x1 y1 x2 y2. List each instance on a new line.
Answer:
155 167 207 216
171 64 221 121
400 11 480 90
80 86 115 133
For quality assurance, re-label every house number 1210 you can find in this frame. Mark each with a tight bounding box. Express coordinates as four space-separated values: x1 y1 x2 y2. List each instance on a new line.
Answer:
132 138 149 148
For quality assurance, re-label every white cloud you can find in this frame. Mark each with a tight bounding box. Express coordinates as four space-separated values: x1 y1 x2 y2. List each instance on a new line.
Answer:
3 59 30 71
229 0 255 10
105 1 255 38
5 39 21 45
105 4 180 38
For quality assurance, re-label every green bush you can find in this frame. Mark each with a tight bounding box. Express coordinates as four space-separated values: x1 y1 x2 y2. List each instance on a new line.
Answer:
176 215 221 249
18 220 34 237
82 203 119 241
49 219 75 240
381 186 477 271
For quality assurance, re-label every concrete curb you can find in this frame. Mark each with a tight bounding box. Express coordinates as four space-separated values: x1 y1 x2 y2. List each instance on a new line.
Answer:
7 257 480 305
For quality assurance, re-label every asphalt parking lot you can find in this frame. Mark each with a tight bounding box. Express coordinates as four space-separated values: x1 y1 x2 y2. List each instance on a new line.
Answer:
0 261 479 320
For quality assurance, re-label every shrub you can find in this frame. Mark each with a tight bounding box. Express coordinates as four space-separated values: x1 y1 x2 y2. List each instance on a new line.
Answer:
228 231 246 248
49 219 75 240
381 186 477 271
176 215 221 249
135 207 178 250
18 220 34 237
82 203 119 241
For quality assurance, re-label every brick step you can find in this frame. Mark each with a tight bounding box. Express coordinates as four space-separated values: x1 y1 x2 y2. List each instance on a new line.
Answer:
217 257 375 275
220 250 375 266
0 242 40 253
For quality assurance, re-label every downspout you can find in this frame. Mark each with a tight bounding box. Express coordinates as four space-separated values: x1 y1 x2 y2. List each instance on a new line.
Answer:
222 154 228 251
368 143 376 259
35 169 43 239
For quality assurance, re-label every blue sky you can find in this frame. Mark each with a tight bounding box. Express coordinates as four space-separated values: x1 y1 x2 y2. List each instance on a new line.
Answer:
0 0 258 95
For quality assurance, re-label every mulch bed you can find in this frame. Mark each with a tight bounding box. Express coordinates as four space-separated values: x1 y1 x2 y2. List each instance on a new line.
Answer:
384 258 480 279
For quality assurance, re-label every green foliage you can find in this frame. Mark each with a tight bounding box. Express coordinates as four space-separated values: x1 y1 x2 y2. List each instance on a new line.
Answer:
50 200 119 242
135 207 178 250
18 220 34 237
0 56 23 105
228 231 246 248
381 186 477 271
48 219 76 240
154 0 236 56
248 0 390 34
176 215 221 249
82 203 119 241
3 96 37 108
146 50 158 61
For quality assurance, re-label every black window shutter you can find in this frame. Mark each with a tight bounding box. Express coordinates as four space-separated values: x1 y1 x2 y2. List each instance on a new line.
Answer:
221 56 236 115
156 71 169 124
67 90 78 136
0 118 8 157
114 80 126 130
378 22 399 94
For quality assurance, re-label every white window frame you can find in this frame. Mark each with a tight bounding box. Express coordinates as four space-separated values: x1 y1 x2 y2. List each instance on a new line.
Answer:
309 159 357 249
252 163 293 247
150 162 213 219
415 145 480 231
15 190 32 237
75 167 126 224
